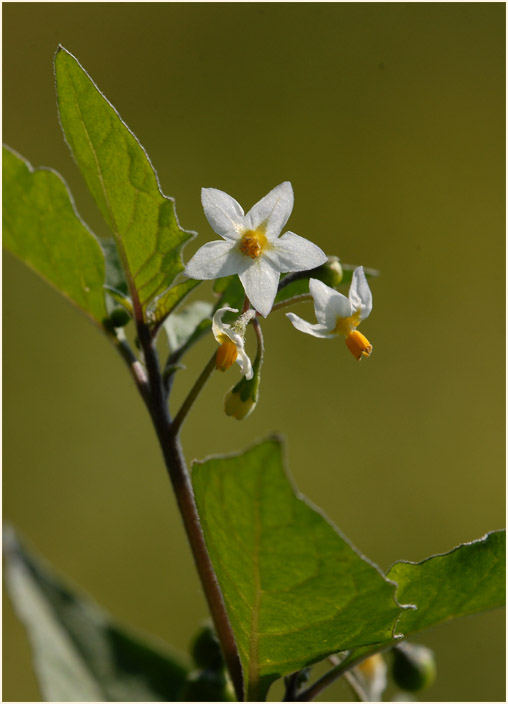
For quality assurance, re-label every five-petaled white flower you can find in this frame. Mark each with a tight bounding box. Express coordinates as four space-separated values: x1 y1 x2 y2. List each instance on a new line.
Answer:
286 266 373 360
185 182 327 318
212 307 254 379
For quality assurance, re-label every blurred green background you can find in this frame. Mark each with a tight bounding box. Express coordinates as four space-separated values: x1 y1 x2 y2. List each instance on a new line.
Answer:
3 3 505 701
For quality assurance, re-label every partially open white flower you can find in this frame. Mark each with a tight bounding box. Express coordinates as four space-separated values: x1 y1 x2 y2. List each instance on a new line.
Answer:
353 653 388 702
286 266 373 360
212 307 254 379
185 182 327 317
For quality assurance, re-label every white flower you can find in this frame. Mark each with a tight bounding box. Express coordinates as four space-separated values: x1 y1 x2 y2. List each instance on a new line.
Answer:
286 266 373 360
184 182 327 317
353 654 388 702
212 306 254 379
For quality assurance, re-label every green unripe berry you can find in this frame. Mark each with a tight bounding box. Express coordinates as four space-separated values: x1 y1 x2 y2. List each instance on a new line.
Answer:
190 624 223 670
180 670 234 702
392 642 436 692
314 256 343 288
110 307 131 328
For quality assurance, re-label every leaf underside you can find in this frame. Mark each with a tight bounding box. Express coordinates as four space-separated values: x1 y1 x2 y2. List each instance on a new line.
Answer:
4 526 189 702
55 46 194 314
3 145 108 326
192 438 403 700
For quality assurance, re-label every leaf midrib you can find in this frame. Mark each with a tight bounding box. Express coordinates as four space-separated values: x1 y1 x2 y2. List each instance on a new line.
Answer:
65 62 139 308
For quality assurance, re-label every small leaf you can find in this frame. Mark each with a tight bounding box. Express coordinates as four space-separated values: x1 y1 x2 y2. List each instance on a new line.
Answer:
163 300 213 350
192 438 403 701
387 530 505 635
149 278 201 327
55 47 195 315
3 145 107 327
4 526 189 702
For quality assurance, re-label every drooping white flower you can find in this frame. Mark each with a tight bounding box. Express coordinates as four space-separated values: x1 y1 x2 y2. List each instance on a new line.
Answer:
353 654 388 702
286 266 373 360
212 307 254 379
185 182 327 317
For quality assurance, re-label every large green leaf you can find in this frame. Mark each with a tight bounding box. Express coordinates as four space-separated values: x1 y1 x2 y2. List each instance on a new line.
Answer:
55 46 194 314
192 438 403 701
387 530 505 635
4 526 189 702
3 145 107 326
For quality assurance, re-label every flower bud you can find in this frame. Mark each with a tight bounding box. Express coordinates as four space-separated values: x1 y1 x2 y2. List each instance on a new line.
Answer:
313 256 343 288
224 387 257 420
224 353 261 420
392 642 436 692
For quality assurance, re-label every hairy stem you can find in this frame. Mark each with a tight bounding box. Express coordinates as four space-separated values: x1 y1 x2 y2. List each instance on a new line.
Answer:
109 329 150 403
130 317 244 700
266 294 312 314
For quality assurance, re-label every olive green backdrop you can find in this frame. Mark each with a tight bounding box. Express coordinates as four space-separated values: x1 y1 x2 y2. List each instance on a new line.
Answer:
3 3 505 701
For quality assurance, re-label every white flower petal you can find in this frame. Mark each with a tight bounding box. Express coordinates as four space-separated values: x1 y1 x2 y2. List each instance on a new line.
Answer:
349 266 372 320
245 182 294 239
212 306 238 341
266 231 327 273
201 188 245 240
236 347 253 380
309 278 352 328
185 241 246 280
286 312 335 338
239 258 280 317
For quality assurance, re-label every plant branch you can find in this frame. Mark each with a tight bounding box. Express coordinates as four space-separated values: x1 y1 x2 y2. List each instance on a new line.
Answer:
295 645 389 702
132 316 244 701
328 655 369 703
109 329 150 404
266 294 312 315
172 351 217 435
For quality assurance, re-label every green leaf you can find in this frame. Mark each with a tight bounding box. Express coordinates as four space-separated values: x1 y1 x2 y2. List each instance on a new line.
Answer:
55 46 194 315
4 526 189 702
387 530 505 635
163 300 213 350
192 438 403 701
149 278 201 327
3 145 107 327
213 275 245 312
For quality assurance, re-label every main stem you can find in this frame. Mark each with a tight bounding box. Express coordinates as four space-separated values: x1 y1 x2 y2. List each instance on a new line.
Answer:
134 315 244 700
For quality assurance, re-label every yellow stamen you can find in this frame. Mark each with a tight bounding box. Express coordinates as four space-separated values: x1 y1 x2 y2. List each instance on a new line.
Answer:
345 329 372 361
239 229 269 259
216 340 238 371
333 310 362 336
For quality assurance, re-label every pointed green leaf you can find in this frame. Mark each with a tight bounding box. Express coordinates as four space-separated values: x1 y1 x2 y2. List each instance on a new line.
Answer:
192 438 403 701
3 145 107 326
55 46 194 314
387 530 505 636
4 526 189 702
